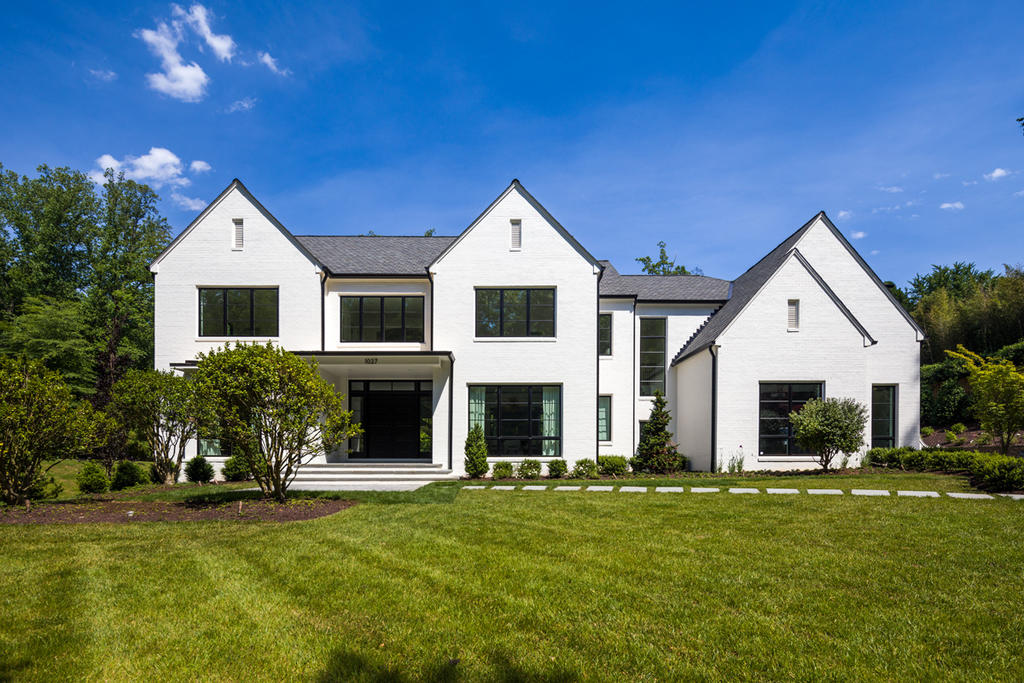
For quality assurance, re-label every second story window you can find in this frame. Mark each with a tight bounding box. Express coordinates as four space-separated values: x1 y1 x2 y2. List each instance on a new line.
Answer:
475 288 555 337
788 299 800 331
639 318 666 396
341 296 425 343
598 313 612 355
199 288 278 337
232 219 244 250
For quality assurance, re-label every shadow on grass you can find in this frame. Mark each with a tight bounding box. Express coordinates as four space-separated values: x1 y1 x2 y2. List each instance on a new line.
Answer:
317 648 578 682
179 481 464 507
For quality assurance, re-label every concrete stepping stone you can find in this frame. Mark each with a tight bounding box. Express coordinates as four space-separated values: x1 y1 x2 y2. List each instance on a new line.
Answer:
852 489 890 497
587 485 614 492
766 488 799 494
655 487 685 493
947 492 994 499
462 485 486 490
521 485 547 491
691 487 720 493
807 489 843 495
619 486 647 492
491 485 515 491
554 486 581 491
998 493 1024 500
729 487 759 494
897 490 939 497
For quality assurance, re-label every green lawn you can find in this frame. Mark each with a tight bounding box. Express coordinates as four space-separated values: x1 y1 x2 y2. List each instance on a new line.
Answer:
2 473 1023 680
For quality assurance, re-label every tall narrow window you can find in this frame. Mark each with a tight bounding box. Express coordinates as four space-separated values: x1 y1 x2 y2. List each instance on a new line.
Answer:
598 396 612 441
639 318 666 396
510 219 522 250
598 314 612 356
788 299 799 330
871 385 897 448
233 219 244 250
758 382 824 455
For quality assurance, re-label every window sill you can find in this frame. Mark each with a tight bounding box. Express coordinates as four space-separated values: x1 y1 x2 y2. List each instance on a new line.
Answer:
473 337 556 343
195 337 279 342
599 355 614 360
787 328 799 333
757 455 818 462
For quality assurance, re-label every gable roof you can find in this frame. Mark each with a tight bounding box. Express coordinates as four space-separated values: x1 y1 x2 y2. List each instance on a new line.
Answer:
150 178 323 272
294 235 456 276
598 261 731 302
428 179 603 270
671 212 886 365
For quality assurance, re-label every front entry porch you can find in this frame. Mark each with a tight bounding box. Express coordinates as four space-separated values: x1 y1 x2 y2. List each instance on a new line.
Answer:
347 380 432 460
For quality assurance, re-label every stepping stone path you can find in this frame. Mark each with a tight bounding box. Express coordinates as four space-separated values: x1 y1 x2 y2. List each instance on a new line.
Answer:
462 485 486 490
766 488 799 494
729 487 759 494
999 493 1024 500
491 485 516 491
898 490 939 497
521 485 547 491
587 486 614 492
947 492 994 499
620 486 647 492
807 489 843 495
691 487 720 493
554 486 581 491
467 484 1019 500
852 489 890 496
655 487 685 493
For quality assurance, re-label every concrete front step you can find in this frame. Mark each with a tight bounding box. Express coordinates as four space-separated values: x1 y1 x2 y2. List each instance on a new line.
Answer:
291 464 456 483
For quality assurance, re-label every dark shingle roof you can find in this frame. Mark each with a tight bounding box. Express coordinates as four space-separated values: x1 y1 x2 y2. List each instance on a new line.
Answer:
293 235 457 275
598 261 731 301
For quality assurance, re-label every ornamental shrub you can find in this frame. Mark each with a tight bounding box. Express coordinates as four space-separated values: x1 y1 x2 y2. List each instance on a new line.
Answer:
947 345 1024 454
516 459 542 479
951 422 968 436
546 459 568 478
110 460 146 491
185 456 214 484
464 424 489 478
221 455 252 482
867 446 1024 491
571 459 598 479
789 397 868 471
77 461 110 495
491 462 513 479
634 392 687 473
920 426 935 437
597 455 629 476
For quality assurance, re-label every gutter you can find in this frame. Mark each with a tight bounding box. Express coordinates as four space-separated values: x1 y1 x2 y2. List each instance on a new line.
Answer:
709 344 719 473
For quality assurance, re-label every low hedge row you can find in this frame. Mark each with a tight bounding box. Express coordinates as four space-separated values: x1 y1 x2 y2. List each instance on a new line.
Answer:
867 447 1024 492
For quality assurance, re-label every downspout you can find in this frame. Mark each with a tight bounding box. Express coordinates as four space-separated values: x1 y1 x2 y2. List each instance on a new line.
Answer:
632 298 637 456
319 270 327 352
447 356 454 471
709 344 719 473
427 269 434 350
595 273 600 462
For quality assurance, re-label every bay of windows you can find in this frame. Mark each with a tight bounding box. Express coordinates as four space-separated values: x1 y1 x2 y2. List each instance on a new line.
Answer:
341 296 424 343
475 288 555 337
199 288 278 337
469 385 561 456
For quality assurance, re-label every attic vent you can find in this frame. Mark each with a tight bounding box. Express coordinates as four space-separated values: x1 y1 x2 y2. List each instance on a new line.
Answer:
788 299 800 330
233 219 244 250
510 220 522 251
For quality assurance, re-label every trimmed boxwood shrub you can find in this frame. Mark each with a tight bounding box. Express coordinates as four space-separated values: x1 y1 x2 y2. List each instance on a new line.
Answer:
184 456 215 484
491 462 513 479
571 459 598 479
110 460 146 491
76 461 109 494
516 459 542 479
546 459 568 478
221 455 252 482
868 447 1024 491
597 455 629 476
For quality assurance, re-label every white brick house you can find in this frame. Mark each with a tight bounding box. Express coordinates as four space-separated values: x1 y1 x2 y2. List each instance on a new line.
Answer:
151 178 922 478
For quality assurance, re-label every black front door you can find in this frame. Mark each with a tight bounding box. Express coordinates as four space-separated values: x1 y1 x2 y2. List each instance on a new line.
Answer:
349 381 432 460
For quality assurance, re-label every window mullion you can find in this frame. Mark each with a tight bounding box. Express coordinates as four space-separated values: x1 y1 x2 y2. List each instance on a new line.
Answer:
250 289 255 336
499 289 504 337
222 288 227 336
525 289 531 337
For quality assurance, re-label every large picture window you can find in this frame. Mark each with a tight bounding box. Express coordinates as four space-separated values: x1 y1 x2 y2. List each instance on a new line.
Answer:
469 385 561 456
199 288 278 337
758 382 824 455
475 288 555 337
598 314 612 356
598 395 611 441
639 318 666 396
340 296 424 343
871 385 897 448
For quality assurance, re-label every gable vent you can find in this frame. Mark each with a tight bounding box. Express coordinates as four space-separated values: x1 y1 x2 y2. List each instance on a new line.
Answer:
787 299 799 330
510 219 522 251
233 219 244 250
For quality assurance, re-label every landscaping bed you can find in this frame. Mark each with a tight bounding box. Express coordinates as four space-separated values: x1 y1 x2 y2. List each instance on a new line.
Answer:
0 497 355 524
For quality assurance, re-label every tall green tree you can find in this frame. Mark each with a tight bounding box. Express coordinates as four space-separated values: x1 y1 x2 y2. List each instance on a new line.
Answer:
947 346 1024 454
0 296 96 395
636 241 699 275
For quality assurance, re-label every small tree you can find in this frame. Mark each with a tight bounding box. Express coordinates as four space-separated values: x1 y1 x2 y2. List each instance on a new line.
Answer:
464 424 489 478
789 397 867 471
111 369 198 485
192 343 360 502
947 345 1024 454
0 356 107 505
634 392 686 473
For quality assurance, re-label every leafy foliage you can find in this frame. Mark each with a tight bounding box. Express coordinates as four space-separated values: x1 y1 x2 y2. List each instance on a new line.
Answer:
110 460 146 491
546 459 567 478
635 241 698 275
221 455 252 482
76 461 110 494
571 459 598 479
597 455 629 476
0 356 108 505
464 424 489 478
515 459 542 479
634 392 687 473
0 296 97 395
789 397 868 471
184 456 214 484
491 462 513 479
869 447 1024 491
192 343 360 501
946 346 1024 454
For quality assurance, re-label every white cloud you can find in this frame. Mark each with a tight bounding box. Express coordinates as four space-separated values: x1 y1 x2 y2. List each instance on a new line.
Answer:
89 69 117 82
189 160 212 173
89 147 192 188
851 231 867 240
172 4 236 62
877 185 903 193
872 205 901 214
870 250 880 255
939 201 964 211
984 167 1011 181
836 209 852 220
258 51 291 76
136 22 209 101
171 192 207 210
227 96 257 112
1013 189 1024 198
933 173 950 180
962 180 978 186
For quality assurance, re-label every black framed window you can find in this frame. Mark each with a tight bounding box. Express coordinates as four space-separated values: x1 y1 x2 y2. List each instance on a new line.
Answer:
758 383 824 455
598 314 612 356
469 385 561 456
598 395 611 441
871 385 897 448
340 296 425 343
475 288 555 337
639 318 666 396
197 436 232 457
199 288 278 337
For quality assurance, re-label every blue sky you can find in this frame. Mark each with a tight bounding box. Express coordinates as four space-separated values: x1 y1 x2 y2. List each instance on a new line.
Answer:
2 1 1022 284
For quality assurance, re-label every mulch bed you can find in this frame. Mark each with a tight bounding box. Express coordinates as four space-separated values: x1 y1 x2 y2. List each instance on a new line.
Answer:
0 498 356 525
